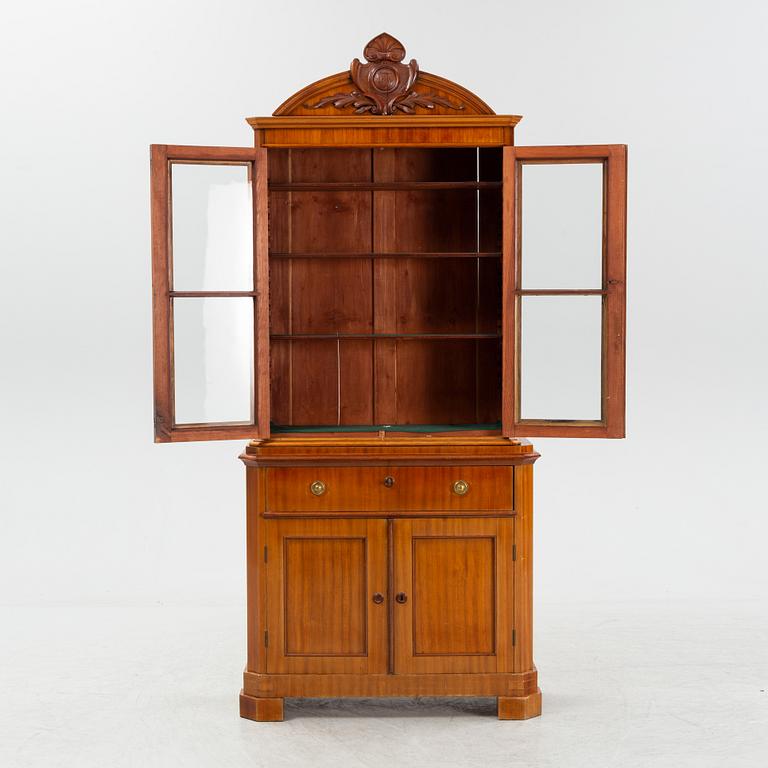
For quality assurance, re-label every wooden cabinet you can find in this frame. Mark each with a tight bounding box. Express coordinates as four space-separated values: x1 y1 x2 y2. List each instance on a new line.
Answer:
239 438 541 721
149 33 628 721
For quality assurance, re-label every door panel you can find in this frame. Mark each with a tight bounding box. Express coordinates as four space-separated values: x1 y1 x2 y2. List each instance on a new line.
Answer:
393 518 514 674
412 536 496 655
283 537 367 655
501 144 627 438
150 144 270 442
265 519 388 674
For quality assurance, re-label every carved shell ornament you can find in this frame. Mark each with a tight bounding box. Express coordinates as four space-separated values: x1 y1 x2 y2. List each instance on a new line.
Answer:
307 33 465 115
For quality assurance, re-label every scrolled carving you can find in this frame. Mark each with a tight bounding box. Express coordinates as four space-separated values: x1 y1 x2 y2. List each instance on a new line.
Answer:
306 33 464 115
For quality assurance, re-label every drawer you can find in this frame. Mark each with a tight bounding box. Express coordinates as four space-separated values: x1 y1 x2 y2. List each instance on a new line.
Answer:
265 466 514 514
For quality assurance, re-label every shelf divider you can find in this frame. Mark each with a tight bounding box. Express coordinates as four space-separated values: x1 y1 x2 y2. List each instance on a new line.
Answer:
270 333 502 341
269 251 501 259
268 181 502 192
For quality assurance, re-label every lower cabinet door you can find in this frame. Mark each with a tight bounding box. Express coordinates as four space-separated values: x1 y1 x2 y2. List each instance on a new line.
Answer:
393 517 514 674
265 518 389 674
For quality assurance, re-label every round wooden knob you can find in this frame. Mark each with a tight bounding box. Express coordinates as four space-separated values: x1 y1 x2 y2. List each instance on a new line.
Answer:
309 480 326 496
372 592 385 604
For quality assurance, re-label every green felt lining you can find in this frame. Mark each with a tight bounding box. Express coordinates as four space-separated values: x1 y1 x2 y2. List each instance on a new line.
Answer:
271 422 502 434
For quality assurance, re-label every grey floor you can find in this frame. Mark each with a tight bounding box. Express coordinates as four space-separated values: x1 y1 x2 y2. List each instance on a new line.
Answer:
2 600 766 767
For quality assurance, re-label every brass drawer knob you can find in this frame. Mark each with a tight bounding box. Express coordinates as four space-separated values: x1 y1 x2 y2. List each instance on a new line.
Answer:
309 480 326 496
452 479 469 496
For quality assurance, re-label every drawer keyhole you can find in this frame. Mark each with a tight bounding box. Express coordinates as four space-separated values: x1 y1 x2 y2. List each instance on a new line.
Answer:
383 476 395 488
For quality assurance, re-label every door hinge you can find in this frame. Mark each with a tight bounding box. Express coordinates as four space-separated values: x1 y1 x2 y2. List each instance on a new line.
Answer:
512 544 517 561
264 630 269 647
512 629 516 646
264 545 268 563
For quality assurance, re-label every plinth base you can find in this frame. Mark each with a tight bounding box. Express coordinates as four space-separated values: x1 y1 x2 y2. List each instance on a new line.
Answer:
239 691 284 722
497 688 542 719
239 688 543 721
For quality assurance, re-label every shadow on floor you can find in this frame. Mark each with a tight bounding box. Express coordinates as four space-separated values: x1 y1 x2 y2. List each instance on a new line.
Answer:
282 697 499 719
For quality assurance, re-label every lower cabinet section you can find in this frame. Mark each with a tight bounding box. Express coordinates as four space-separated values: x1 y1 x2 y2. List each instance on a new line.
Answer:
241 439 540 721
264 517 514 676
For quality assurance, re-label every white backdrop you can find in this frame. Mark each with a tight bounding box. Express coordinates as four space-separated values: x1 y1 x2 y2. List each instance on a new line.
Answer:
1 0 766 611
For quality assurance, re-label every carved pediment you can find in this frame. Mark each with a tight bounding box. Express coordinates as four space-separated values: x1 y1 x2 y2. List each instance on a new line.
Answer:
273 34 495 117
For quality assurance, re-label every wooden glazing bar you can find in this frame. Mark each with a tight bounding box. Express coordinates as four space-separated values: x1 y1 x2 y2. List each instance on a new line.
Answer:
514 289 606 296
501 147 516 436
603 145 628 437
170 291 257 298
511 144 621 160
253 147 271 437
163 144 260 161
150 144 172 441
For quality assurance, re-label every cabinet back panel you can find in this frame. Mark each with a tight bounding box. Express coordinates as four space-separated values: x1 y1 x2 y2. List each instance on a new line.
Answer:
386 147 477 182
282 148 372 182
288 339 339 425
289 258 373 334
477 339 503 424
388 189 477 253
395 339 496 425
268 147 502 430
271 339 375 426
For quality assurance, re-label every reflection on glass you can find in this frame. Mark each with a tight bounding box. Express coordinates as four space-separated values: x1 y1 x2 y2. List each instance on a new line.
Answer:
520 296 602 421
173 298 253 424
521 163 603 289
171 163 252 291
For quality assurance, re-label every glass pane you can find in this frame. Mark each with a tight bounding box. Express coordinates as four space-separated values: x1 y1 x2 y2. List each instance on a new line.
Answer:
521 163 603 289
171 163 252 290
520 296 602 421
173 298 253 424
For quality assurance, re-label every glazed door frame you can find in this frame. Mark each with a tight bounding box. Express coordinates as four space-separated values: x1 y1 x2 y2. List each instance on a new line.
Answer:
502 144 628 438
264 518 389 675
392 517 515 674
150 144 270 442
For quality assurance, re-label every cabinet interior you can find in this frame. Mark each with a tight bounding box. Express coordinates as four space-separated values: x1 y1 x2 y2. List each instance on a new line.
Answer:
268 147 504 433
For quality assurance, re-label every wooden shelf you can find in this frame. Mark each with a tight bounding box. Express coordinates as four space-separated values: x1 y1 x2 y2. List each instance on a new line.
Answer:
269 252 502 260
268 181 502 191
270 333 502 341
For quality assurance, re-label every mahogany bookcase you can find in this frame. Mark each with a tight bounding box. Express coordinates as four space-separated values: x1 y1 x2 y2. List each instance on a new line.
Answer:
150 33 627 720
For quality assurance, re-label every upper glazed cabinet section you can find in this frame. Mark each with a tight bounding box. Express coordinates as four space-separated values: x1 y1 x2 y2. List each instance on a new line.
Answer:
149 34 627 442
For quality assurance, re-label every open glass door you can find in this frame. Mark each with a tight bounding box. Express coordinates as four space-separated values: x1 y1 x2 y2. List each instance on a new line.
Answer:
502 145 627 438
150 145 269 442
